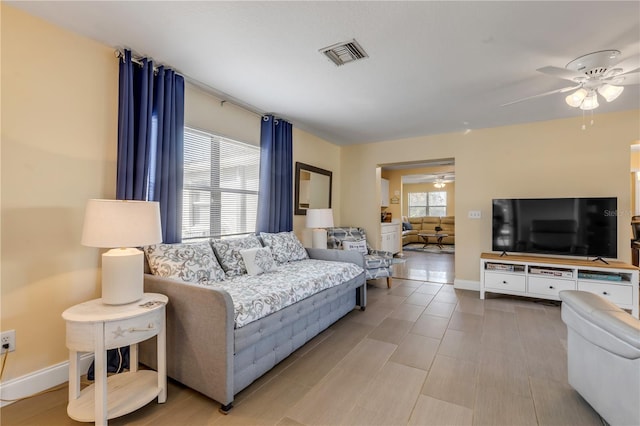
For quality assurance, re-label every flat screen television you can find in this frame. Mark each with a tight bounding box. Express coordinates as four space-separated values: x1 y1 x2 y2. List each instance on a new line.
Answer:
492 197 617 259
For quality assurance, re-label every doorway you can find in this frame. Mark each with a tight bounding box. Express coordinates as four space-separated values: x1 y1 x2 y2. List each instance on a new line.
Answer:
380 158 455 285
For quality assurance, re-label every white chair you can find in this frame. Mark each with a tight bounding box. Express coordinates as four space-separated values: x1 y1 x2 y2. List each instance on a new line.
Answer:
559 290 640 426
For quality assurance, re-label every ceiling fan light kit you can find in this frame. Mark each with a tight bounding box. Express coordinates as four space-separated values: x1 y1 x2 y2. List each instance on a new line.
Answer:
505 49 638 113
597 84 624 102
565 88 588 107
564 83 624 109
579 91 599 111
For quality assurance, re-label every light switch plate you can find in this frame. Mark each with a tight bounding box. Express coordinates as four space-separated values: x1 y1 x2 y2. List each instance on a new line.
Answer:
468 210 482 219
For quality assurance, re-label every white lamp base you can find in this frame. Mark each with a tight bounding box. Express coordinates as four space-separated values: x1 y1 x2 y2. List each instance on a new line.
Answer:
311 228 328 249
101 247 144 305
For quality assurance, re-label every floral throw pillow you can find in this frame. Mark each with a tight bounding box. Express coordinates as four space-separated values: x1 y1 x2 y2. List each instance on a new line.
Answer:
144 241 225 284
342 239 368 254
240 247 277 276
211 235 262 277
259 231 309 264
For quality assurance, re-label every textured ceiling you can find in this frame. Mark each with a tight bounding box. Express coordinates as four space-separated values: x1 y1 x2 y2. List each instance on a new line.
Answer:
9 1 640 145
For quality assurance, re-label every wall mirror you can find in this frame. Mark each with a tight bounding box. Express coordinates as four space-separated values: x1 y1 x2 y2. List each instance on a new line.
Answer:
295 162 332 215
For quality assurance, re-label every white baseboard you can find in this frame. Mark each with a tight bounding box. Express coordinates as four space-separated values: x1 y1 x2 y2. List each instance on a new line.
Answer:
454 279 480 291
0 353 94 407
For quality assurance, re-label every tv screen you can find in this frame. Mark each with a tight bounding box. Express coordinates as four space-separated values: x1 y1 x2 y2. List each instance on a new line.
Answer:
492 197 617 259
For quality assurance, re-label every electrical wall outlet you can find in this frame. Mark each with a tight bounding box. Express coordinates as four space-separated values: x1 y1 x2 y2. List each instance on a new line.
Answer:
468 210 482 219
1 330 16 353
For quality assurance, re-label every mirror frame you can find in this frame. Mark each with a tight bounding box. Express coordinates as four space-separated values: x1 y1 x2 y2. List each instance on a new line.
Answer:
294 162 333 215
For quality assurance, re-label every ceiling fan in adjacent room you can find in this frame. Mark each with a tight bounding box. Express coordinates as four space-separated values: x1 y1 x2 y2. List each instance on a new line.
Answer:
502 50 640 110
433 175 454 189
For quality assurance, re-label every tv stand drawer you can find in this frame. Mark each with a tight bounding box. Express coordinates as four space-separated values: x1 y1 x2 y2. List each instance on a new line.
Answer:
528 276 575 297
577 281 633 306
484 272 525 292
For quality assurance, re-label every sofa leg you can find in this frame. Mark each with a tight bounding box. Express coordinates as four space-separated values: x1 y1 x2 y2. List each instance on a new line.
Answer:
387 277 392 288
219 402 233 415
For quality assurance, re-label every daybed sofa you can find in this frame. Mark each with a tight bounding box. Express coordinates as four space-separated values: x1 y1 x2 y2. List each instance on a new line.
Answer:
402 216 455 245
138 232 366 413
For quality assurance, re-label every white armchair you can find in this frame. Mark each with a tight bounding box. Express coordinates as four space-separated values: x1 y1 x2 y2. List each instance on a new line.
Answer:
559 290 640 426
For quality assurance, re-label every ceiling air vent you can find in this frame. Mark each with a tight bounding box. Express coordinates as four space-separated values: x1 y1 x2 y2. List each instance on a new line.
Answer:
319 39 368 66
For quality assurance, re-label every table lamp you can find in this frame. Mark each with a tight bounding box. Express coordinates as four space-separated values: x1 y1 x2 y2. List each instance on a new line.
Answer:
306 208 334 249
81 199 162 305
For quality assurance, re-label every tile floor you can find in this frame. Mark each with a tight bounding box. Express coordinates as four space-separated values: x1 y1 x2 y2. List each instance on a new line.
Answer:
1 251 604 426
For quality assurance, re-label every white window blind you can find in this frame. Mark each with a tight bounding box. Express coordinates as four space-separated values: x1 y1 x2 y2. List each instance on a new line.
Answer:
408 191 447 217
182 127 260 240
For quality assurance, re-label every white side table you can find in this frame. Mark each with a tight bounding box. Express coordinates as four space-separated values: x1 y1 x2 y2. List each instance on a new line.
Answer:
62 293 168 425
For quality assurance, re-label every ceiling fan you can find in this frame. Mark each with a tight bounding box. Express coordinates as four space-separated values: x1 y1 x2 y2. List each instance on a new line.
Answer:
502 50 640 109
433 175 454 188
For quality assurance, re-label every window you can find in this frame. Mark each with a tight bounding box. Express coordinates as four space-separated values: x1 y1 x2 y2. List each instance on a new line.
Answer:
182 127 259 240
408 191 447 217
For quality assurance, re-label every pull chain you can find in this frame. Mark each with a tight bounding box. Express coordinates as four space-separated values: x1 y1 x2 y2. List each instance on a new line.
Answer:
581 109 596 131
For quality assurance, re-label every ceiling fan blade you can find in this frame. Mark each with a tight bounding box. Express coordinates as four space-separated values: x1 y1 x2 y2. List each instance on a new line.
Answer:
500 84 581 107
537 66 584 82
610 54 640 74
617 72 639 86
604 71 640 86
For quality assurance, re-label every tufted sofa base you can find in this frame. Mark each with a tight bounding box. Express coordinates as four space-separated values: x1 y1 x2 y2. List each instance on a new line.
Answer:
233 274 360 393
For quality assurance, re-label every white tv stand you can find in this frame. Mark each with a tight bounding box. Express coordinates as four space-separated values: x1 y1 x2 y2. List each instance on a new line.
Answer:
480 253 639 318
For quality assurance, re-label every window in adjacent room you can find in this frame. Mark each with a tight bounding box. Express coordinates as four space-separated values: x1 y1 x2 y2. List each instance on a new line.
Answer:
182 127 259 240
408 191 447 217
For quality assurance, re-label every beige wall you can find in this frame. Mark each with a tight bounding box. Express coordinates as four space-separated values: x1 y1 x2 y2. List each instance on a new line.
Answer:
1 5 119 380
185 83 261 147
342 110 640 284
0 5 341 383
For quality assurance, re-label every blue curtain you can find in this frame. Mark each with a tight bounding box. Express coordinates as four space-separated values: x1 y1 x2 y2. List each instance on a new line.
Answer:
116 50 153 200
149 66 184 243
116 50 184 243
256 115 293 233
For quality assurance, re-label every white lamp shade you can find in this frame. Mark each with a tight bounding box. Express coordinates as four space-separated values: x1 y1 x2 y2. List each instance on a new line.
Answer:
306 208 334 229
81 199 163 248
597 84 624 102
81 199 163 304
580 92 599 110
565 88 588 108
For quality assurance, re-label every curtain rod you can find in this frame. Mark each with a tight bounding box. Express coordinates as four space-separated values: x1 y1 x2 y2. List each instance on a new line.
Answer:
114 49 265 119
